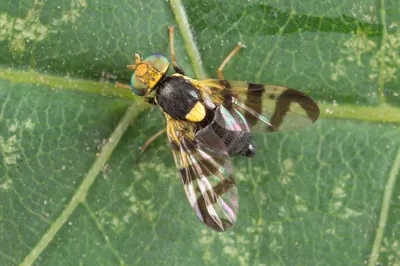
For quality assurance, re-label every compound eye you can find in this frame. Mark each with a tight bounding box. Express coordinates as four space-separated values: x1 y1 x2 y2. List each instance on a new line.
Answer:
129 54 169 96
144 54 169 73
130 74 147 96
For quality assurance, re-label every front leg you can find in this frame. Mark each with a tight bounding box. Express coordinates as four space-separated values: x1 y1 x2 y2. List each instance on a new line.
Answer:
144 97 157 105
168 26 185 75
115 83 157 105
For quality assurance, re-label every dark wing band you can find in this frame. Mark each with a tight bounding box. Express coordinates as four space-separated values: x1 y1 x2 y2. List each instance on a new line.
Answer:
166 117 238 232
200 79 320 133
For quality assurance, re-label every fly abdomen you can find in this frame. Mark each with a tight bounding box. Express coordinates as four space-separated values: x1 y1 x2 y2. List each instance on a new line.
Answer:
211 122 256 157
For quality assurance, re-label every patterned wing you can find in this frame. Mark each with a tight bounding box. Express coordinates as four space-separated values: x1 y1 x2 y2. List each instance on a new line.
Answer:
166 117 238 232
198 79 320 133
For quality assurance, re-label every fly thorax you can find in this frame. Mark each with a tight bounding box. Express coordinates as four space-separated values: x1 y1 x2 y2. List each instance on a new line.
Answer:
156 76 206 122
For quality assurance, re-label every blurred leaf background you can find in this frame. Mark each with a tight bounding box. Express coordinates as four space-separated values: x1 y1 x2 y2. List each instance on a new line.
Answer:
0 0 399 265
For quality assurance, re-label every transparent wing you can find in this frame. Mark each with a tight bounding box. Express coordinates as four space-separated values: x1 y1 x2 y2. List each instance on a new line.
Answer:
198 79 320 133
166 118 238 232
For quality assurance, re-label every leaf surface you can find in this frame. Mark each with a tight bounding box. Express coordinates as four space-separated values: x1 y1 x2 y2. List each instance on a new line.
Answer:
0 0 399 265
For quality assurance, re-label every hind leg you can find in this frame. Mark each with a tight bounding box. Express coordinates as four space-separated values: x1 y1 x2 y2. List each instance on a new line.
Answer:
217 42 245 80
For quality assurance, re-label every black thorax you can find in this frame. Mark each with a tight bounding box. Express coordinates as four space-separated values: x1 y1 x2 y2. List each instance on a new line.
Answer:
155 75 201 120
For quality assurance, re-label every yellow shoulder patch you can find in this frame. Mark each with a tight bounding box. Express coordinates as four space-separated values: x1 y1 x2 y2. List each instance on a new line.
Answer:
185 101 206 122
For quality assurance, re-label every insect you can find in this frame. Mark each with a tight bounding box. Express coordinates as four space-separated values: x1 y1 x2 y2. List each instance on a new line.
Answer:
125 26 320 232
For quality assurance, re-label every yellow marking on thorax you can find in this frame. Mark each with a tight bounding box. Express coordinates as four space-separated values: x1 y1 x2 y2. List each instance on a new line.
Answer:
185 101 206 122
171 73 221 106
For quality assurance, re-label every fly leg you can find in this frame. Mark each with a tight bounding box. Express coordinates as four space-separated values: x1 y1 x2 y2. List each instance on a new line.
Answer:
115 83 156 106
141 128 166 152
217 42 245 80
115 82 131 90
168 26 185 75
141 97 165 152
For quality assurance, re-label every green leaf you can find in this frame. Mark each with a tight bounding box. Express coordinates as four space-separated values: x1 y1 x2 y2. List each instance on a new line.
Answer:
0 0 399 265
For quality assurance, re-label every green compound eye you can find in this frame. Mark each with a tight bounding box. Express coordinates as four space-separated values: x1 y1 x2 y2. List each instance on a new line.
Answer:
130 54 170 96
130 74 147 96
144 53 169 73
